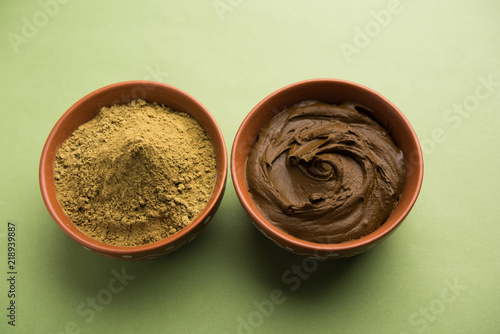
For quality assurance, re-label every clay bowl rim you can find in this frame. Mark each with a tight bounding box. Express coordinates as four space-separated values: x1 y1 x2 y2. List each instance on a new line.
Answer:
39 80 228 257
231 78 424 255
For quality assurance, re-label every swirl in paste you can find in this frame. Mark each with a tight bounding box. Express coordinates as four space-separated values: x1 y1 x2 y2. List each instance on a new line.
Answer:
246 101 405 243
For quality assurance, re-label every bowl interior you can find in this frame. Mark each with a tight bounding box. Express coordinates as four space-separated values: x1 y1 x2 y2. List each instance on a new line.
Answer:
232 79 423 253
40 81 227 257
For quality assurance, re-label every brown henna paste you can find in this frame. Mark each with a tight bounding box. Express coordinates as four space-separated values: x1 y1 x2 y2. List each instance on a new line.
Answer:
246 101 405 244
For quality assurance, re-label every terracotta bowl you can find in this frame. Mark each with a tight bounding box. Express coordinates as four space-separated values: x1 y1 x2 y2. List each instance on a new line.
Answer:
231 79 423 259
40 81 227 260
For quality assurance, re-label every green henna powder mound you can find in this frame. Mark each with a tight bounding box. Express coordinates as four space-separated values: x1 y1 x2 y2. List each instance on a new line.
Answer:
54 99 216 246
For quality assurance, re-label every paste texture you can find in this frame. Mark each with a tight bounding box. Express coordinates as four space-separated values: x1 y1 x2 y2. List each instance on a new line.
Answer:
246 101 405 243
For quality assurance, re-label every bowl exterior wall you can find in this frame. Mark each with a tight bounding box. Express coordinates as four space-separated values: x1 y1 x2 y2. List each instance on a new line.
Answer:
231 79 423 258
40 81 227 260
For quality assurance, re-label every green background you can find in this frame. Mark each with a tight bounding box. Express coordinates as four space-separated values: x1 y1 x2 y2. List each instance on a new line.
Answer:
1 0 499 333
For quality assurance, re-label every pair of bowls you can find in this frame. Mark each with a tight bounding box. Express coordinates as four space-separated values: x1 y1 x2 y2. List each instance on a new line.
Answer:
40 80 423 260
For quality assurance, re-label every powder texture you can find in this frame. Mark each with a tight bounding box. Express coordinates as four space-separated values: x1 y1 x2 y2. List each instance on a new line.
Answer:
54 99 216 246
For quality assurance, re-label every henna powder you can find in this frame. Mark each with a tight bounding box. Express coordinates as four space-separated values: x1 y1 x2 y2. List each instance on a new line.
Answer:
54 99 216 246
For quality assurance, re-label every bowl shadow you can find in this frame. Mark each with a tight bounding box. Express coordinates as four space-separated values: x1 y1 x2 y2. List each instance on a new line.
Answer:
236 207 383 302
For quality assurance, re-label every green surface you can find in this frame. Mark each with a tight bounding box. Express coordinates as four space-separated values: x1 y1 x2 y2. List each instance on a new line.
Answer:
1 0 499 333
